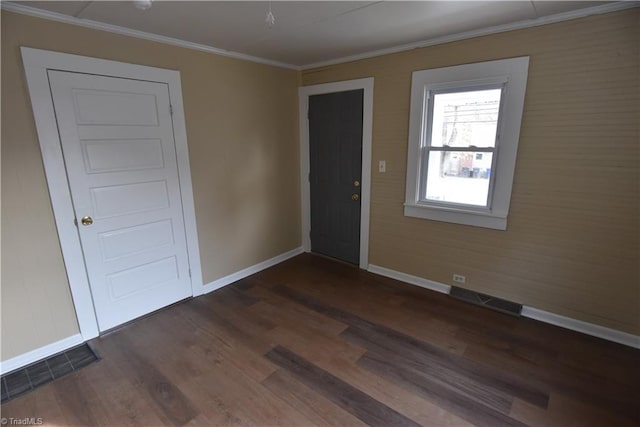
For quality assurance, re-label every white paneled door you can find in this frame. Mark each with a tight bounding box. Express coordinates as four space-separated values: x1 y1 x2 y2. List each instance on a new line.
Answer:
48 70 192 332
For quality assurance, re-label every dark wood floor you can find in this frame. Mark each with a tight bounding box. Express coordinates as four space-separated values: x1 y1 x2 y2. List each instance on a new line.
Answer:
3 253 639 426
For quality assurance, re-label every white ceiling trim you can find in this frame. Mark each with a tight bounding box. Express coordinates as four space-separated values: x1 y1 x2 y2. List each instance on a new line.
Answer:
3 1 637 72
301 1 639 70
0 2 299 70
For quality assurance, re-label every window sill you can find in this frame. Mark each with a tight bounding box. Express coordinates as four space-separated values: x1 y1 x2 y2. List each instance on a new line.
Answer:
404 203 507 230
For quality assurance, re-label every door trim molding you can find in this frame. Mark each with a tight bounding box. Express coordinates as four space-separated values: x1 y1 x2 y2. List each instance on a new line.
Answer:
298 78 374 270
20 47 203 340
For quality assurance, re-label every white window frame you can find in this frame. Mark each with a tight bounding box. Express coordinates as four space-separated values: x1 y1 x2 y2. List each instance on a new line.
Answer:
404 57 529 230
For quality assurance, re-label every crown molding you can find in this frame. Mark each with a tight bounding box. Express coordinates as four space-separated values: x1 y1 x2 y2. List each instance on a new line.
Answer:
2 1 638 79
300 1 639 70
0 1 300 70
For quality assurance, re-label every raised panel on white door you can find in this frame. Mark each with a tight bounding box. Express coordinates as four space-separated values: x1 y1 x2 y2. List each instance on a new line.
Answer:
108 256 179 300
48 70 192 332
72 89 160 126
98 219 175 261
89 180 170 219
76 126 164 140
81 138 165 173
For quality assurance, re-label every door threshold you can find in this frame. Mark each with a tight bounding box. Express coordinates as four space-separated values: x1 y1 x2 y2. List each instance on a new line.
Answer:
309 251 359 268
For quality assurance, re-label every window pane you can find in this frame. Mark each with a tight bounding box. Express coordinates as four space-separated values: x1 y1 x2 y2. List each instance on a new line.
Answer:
423 151 493 207
429 88 502 148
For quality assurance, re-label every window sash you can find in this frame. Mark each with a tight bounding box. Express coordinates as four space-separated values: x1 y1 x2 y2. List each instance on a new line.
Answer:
417 84 506 210
418 147 498 210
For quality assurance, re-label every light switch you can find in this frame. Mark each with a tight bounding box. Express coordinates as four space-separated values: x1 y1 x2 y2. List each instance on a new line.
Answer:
379 160 386 173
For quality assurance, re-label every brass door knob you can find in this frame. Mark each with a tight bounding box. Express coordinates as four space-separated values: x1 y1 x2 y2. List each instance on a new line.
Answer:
351 194 360 201
81 216 94 226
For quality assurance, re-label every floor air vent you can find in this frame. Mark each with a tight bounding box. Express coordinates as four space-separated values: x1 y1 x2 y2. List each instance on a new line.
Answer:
1 343 99 403
449 286 522 316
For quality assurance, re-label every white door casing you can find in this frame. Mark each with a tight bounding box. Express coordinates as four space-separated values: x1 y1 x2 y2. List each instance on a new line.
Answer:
48 71 192 331
21 47 202 341
298 78 374 270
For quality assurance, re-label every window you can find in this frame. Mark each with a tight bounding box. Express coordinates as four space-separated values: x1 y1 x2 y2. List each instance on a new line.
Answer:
404 57 529 230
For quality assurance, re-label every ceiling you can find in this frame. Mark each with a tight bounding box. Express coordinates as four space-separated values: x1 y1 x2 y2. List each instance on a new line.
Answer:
7 1 624 68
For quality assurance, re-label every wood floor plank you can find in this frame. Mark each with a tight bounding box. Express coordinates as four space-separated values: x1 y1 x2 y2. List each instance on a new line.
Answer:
78 347 168 427
202 285 262 308
125 317 257 426
309 352 474 426
100 332 199 426
257 314 471 425
196 291 277 335
272 281 469 354
464 341 640 422
50 373 114 426
270 282 549 411
153 344 298 427
141 304 278 384
1 384 72 427
342 326 549 410
122 303 316 426
345 330 513 414
262 369 369 427
175 348 316 427
265 345 421 427
2 253 637 426
358 348 527 427
266 323 366 365
25 383 71 426
246 286 349 336
178 295 275 355
510 393 638 427
454 323 557 366
555 338 640 388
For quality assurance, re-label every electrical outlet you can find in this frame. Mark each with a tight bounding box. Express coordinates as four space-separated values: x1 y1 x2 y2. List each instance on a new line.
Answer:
378 160 386 173
453 274 466 284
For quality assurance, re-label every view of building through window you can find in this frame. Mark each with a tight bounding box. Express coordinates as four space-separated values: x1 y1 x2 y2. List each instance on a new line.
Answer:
423 88 502 207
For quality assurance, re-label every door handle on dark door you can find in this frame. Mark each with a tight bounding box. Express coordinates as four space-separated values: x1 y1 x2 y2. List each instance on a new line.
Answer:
351 194 359 201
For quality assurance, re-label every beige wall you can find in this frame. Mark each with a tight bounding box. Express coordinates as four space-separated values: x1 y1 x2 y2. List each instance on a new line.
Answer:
1 8 638 363
1 11 301 361
303 9 639 335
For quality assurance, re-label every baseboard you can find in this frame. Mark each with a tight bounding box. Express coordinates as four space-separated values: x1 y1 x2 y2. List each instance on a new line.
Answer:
367 264 640 349
200 246 304 295
1 247 304 374
368 264 452 294
521 306 640 349
0 333 84 375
